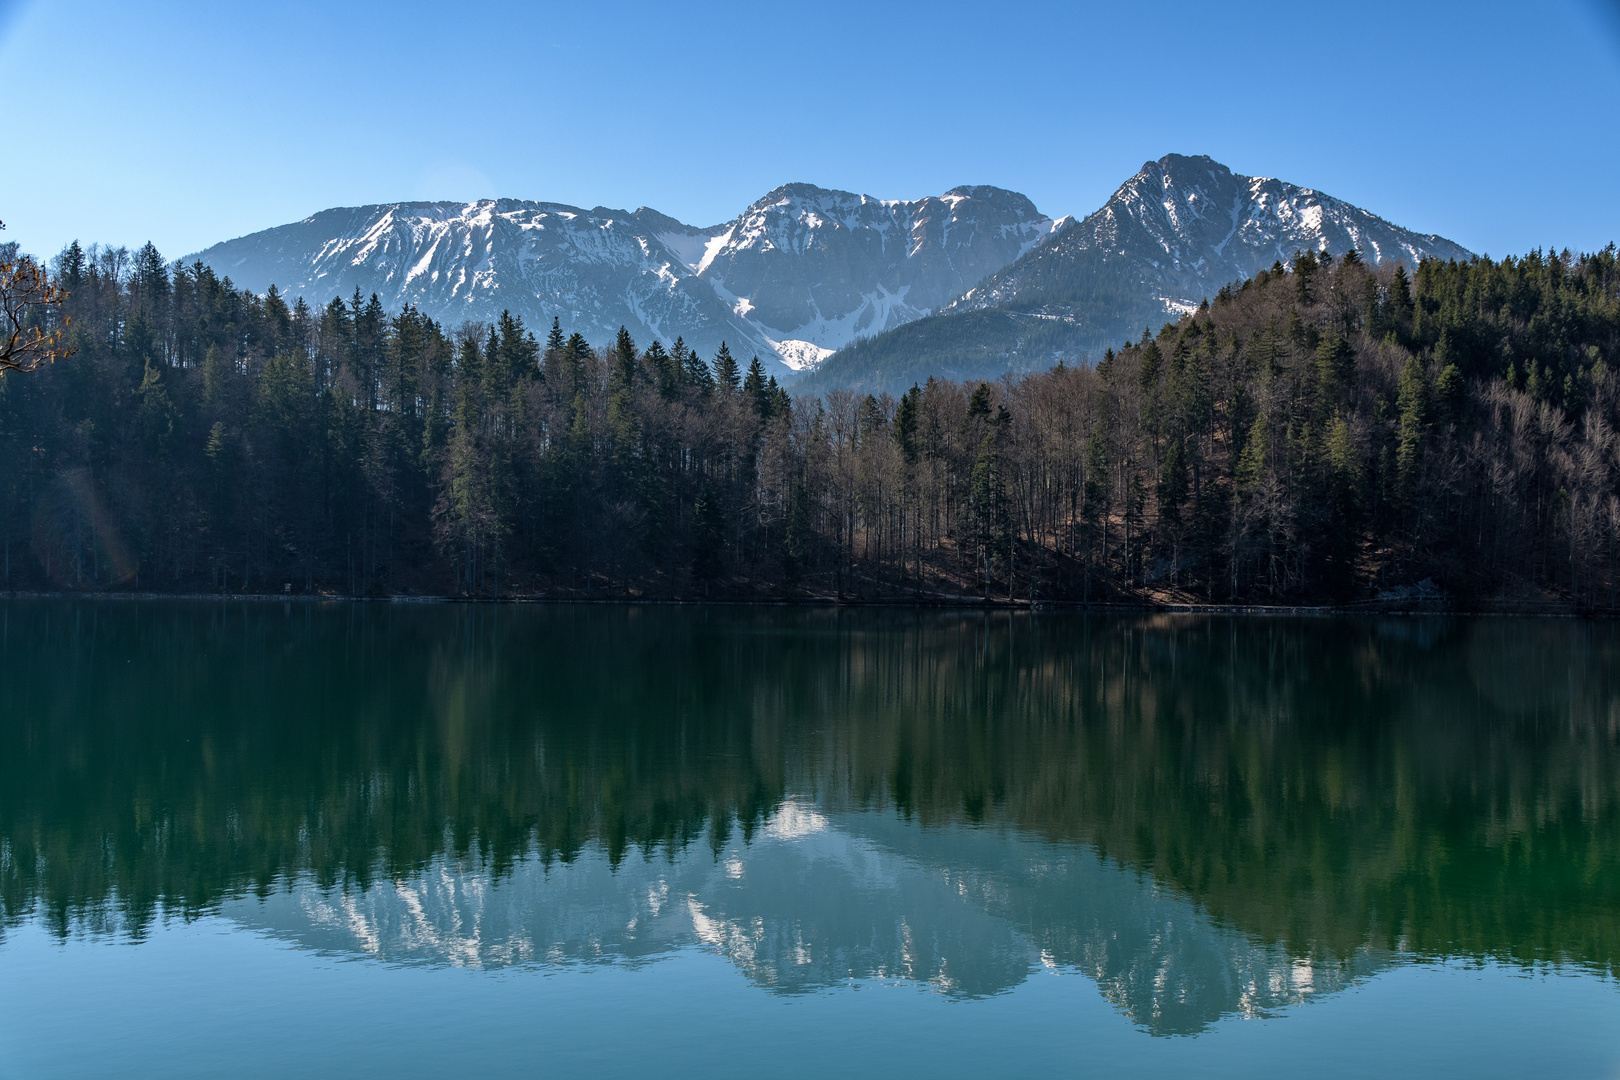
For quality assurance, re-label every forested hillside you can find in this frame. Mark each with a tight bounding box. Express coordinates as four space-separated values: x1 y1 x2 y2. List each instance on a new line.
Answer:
2 236 1617 607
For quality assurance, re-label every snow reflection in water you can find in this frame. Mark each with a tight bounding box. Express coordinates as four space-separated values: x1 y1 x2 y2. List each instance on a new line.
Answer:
234 800 1382 1035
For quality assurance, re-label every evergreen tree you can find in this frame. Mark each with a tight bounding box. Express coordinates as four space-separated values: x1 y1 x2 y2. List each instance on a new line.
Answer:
894 385 920 465
644 340 677 398
742 355 769 415
677 337 713 394
612 326 637 391
712 342 741 392
1158 441 1189 526
1396 355 1429 509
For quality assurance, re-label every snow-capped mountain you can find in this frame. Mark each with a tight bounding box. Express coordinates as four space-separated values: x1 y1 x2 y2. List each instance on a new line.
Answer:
189 199 782 371
946 153 1472 317
796 154 1474 396
190 158 1469 391
188 185 1065 381
228 801 1381 1032
695 184 1065 369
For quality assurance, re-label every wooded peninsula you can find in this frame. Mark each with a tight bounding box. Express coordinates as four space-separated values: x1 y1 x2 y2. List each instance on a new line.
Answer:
2 239 1617 609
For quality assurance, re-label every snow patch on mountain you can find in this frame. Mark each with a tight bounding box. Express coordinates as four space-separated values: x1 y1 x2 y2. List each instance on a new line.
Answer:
653 226 728 274
770 339 836 372
764 282 924 353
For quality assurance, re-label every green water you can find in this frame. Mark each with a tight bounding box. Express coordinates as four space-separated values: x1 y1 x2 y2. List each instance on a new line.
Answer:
0 603 1616 1077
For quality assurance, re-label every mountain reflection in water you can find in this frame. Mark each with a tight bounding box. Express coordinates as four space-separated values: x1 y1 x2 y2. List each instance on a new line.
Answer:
234 808 1377 1034
1 603 1616 1036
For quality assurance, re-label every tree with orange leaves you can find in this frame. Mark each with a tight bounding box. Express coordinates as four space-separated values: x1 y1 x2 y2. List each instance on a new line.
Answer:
0 221 74 375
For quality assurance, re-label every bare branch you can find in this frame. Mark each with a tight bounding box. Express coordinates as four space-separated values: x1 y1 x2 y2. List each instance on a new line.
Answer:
0 252 75 375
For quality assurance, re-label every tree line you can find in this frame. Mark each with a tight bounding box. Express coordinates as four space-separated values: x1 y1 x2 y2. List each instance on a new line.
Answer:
1 234 1616 606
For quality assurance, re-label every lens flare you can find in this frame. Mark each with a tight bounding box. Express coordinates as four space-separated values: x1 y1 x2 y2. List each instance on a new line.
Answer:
31 469 135 588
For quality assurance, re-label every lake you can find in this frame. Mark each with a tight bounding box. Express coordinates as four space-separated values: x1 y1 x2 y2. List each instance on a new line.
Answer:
0 602 1616 1078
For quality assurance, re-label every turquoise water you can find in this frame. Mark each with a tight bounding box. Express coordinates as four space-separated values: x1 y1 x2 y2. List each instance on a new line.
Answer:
0 604 1616 1077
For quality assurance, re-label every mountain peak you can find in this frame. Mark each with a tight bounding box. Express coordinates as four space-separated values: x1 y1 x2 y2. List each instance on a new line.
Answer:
803 155 1474 396
750 182 860 208
700 183 1063 354
950 153 1472 316
1152 152 1225 172
939 185 1045 219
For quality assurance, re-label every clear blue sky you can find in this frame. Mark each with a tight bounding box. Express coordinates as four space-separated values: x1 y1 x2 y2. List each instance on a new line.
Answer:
3 0 1618 262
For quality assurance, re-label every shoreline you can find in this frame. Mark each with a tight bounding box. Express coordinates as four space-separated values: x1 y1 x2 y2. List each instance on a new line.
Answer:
0 590 1603 618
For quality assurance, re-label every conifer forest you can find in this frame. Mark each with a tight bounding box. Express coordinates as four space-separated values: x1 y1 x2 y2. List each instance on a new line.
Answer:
3 237 1618 608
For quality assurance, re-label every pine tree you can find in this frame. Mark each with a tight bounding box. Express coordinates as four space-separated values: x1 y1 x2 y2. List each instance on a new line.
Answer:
677 337 712 394
612 326 637 391
643 340 676 398
58 240 85 294
894 385 920 465
1235 413 1269 495
765 376 790 418
1315 333 1354 407
1396 355 1429 507
1158 441 1189 526
560 332 590 403
494 310 538 392
712 342 741 392
1388 264 1414 328
966 382 993 423
132 241 169 323
742 355 769 415
1321 412 1363 594
1293 249 1319 304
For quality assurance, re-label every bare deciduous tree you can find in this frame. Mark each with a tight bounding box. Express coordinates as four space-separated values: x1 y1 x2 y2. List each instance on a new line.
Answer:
0 221 75 375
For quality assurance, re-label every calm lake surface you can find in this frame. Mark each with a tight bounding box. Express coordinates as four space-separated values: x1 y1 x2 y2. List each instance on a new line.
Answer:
1 602 1617 1078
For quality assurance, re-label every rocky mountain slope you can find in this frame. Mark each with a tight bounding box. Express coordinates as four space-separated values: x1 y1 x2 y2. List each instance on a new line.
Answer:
189 185 1064 381
796 154 1474 396
190 200 776 368
695 183 1064 368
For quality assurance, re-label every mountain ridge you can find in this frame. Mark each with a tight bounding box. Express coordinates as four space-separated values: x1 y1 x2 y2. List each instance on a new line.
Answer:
188 183 1065 380
796 154 1474 396
187 156 1472 394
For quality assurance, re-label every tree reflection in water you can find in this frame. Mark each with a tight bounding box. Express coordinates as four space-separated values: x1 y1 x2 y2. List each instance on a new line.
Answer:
1 603 1615 1034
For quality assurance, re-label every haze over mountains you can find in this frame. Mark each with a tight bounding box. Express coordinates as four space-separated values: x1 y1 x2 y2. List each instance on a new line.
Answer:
191 155 1471 392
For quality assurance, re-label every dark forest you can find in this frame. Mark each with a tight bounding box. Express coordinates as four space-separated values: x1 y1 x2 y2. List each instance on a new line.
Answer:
1 236 1617 608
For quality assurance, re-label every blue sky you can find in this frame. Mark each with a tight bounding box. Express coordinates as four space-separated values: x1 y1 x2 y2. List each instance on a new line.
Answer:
2 0 1617 262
